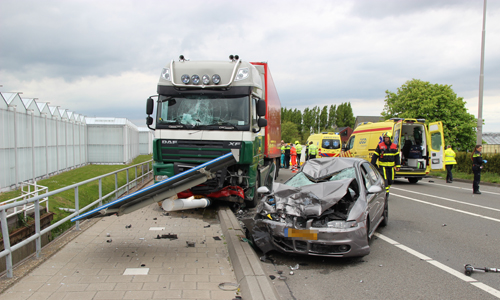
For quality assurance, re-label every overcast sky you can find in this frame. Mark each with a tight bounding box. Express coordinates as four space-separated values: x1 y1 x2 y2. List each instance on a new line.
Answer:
1 0 499 132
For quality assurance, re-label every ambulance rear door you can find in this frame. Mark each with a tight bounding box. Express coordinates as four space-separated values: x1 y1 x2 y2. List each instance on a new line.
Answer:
428 121 445 171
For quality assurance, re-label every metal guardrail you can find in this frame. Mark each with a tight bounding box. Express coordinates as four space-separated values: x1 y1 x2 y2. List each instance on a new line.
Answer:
0 160 153 278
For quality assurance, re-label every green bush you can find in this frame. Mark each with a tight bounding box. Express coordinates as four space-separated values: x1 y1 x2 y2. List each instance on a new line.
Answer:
455 152 500 174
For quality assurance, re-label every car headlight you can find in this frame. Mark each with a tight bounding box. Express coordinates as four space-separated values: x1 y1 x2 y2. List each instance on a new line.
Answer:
327 220 358 229
161 68 170 81
155 175 169 181
235 68 249 81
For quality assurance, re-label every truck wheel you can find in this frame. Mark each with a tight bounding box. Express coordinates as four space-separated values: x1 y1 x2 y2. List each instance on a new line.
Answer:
246 172 261 208
408 178 419 184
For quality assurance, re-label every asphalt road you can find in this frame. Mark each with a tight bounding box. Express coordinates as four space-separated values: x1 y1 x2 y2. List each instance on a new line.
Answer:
255 168 500 300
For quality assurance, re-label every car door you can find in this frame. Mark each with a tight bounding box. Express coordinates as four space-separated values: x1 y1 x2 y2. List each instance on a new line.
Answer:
427 121 446 171
365 163 386 220
360 162 380 225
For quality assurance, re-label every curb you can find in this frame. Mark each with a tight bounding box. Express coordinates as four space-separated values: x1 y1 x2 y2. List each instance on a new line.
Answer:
219 207 280 300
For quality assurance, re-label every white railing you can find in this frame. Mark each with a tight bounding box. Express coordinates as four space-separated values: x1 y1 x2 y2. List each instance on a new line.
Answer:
0 183 50 220
0 159 153 278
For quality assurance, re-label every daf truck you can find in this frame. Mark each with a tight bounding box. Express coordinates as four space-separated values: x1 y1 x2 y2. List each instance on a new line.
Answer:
146 55 281 207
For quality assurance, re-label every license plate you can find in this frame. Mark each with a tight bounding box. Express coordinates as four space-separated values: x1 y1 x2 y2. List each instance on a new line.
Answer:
284 228 318 240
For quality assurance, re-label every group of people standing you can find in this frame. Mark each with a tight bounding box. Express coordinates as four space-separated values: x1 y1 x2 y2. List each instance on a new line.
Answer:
279 140 318 169
370 132 486 196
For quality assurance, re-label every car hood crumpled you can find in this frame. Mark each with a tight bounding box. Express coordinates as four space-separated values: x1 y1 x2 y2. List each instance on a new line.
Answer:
257 178 355 218
300 158 356 180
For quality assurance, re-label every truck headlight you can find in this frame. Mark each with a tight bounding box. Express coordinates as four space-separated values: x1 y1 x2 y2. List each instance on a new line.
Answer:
191 75 200 85
155 175 169 181
212 74 221 84
161 68 170 81
202 75 210 85
235 68 249 81
181 74 190 84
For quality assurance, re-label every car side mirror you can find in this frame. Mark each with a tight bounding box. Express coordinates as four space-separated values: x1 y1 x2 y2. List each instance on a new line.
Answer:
257 186 270 194
367 185 383 194
146 97 154 115
257 99 266 117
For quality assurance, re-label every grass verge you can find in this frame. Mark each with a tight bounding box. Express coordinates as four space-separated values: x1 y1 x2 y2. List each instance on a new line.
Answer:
429 169 500 184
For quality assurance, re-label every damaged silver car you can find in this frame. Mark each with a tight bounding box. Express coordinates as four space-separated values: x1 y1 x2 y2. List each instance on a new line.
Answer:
244 157 388 257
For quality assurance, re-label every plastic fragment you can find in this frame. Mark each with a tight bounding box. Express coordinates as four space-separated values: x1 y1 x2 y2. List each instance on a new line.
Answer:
106 239 112 243
269 275 276 280
213 236 221 241
290 264 300 270
186 241 196 247
289 271 294 275
204 225 211 228
125 225 132 228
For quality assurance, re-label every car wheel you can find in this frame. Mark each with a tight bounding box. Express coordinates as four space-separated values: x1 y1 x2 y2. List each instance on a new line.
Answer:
408 178 419 184
246 172 261 208
380 199 388 227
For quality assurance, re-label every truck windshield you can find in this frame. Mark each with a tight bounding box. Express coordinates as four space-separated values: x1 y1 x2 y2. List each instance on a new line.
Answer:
157 95 250 130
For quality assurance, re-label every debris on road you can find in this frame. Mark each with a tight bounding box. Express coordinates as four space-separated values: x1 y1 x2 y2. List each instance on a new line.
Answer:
186 241 196 247
125 224 132 228
213 236 222 241
269 275 276 280
106 239 112 243
204 224 211 228
464 264 500 276
290 264 300 270
155 234 178 240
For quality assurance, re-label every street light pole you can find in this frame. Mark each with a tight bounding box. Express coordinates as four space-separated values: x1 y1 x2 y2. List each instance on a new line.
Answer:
477 0 487 145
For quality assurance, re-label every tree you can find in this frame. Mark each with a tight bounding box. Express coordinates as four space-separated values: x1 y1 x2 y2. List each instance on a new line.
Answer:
382 79 477 151
281 121 299 143
335 102 355 128
319 106 328 131
328 104 336 130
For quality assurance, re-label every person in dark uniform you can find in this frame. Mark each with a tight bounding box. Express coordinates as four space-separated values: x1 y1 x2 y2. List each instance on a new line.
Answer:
472 145 486 194
371 132 401 196
284 143 291 169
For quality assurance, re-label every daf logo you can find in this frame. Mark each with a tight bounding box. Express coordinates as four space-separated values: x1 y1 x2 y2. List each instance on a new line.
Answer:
162 140 178 144
229 142 241 146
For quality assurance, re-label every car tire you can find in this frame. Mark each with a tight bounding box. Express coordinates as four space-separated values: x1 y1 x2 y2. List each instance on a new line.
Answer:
380 199 388 227
246 172 261 208
408 178 419 184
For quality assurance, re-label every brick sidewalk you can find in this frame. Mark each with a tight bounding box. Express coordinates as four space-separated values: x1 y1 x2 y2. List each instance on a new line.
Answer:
1 203 238 300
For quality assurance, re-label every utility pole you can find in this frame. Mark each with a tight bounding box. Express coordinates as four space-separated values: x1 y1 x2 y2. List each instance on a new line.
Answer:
477 0 487 145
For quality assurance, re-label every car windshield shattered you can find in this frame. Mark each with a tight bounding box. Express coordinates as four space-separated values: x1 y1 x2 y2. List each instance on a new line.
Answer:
157 95 249 130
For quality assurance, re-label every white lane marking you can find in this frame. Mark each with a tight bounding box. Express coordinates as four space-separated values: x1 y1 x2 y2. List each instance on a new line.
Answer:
418 181 500 196
375 233 500 298
392 193 500 223
391 188 500 213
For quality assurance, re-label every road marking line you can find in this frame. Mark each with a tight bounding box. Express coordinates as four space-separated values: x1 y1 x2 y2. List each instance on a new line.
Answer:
391 188 500 213
375 233 500 298
418 181 500 196
392 193 500 223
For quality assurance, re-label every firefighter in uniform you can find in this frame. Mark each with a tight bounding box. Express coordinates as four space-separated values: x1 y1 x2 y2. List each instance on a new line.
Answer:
371 132 401 195
444 145 457 183
472 145 486 194
308 141 318 160
295 141 302 166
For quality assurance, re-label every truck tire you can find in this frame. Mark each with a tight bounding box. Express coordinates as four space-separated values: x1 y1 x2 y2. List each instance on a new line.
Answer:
246 172 261 208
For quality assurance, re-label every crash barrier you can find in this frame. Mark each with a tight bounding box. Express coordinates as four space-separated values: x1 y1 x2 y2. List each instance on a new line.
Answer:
0 159 153 278
453 152 500 174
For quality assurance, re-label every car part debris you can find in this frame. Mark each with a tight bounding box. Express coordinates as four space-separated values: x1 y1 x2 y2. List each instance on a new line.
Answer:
204 224 211 228
213 236 221 241
106 239 112 243
277 270 283 274
125 224 132 228
155 234 178 240
106 233 110 237
163 212 170 216
269 275 276 280
162 196 211 212
186 241 196 247
141 264 146 267
218 282 239 291
153 218 157 220
464 264 500 276
290 264 299 270
289 271 294 275
279 275 287 280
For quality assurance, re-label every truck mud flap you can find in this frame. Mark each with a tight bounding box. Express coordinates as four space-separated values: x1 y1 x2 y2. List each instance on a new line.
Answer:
71 150 239 222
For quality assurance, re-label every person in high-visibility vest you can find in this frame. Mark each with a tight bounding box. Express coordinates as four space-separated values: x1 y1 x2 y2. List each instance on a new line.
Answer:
290 144 297 168
371 131 401 195
295 141 302 166
308 141 318 160
444 145 457 183
280 140 285 168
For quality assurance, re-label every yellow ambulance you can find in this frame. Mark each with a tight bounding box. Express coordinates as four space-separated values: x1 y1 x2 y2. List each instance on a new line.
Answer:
341 118 445 183
306 132 342 158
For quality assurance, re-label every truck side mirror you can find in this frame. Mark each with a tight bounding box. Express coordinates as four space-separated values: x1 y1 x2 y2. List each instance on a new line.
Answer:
146 97 154 115
146 116 153 126
257 118 267 128
257 99 266 117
